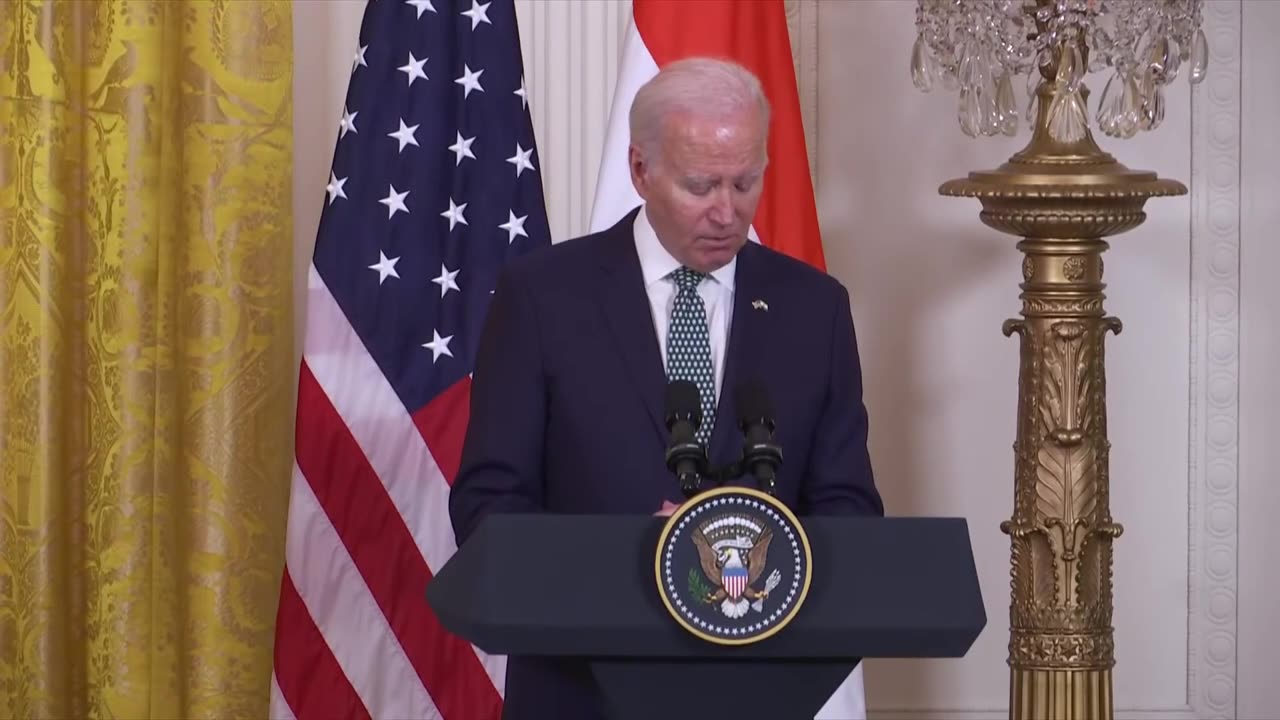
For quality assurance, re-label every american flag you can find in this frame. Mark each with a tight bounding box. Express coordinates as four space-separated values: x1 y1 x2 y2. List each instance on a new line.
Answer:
270 1 549 718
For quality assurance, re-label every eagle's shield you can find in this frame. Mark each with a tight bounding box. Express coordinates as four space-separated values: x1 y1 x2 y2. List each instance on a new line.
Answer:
722 565 748 599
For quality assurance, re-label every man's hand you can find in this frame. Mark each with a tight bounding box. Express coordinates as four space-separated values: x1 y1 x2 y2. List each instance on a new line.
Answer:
654 500 682 517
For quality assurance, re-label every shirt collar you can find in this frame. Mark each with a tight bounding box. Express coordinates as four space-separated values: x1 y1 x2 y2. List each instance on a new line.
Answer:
633 205 737 290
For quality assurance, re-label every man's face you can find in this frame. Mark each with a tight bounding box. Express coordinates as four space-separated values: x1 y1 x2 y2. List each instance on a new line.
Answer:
629 108 767 273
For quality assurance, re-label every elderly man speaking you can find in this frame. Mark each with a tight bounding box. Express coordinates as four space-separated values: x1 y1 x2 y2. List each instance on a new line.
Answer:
450 57 884 720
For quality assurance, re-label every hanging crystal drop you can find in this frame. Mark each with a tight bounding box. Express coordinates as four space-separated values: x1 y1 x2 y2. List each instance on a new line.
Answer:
959 86 981 138
959 41 977 90
1147 35 1171 83
996 73 1018 136
1189 28 1209 83
1162 38 1182 84
1147 86 1166 131
979 80 999 136
911 35 934 92
976 50 999 135
1118 72 1141 138
1096 71 1121 137
1138 68 1159 130
1025 69 1042 130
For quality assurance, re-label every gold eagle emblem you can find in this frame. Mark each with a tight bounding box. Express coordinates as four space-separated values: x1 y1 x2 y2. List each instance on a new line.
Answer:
690 514 783 618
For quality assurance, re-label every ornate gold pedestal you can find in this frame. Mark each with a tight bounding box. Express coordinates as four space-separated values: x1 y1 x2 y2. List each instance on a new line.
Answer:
940 82 1185 720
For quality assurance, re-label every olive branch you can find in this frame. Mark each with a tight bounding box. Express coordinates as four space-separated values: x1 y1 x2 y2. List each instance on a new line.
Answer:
687 568 714 602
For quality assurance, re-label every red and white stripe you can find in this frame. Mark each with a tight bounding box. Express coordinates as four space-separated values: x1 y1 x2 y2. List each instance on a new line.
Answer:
587 2 865 718
269 266 504 720
724 572 747 599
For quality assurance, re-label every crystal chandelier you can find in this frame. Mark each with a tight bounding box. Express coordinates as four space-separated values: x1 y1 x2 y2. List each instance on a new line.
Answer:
911 0 1209 141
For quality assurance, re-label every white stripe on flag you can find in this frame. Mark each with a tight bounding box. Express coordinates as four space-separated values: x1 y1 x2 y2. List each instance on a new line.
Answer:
585 16 760 247
302 263 507 695
587 18 658 234
285 463 441 719
268 672 298 720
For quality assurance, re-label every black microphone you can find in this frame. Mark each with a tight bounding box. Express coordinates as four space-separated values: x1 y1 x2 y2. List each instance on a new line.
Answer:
664 380 708 499
736 379 783 496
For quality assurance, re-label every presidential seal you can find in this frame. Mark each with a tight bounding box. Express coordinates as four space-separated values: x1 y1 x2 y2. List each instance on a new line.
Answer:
655 486 812 645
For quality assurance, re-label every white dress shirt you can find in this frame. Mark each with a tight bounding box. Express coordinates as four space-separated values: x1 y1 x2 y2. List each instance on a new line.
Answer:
632 206 736 403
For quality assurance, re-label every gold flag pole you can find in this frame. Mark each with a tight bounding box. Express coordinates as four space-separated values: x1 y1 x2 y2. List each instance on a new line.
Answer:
909 1 1209 718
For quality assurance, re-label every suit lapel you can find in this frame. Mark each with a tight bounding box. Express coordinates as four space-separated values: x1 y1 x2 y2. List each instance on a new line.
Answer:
595 209 669 445
709 242 770 467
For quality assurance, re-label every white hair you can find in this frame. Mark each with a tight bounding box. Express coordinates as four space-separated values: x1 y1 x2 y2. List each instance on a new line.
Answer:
628 57 771 159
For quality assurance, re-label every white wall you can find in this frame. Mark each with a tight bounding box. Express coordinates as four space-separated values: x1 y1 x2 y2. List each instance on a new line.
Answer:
291 1 1276 716
1238 1 1280 718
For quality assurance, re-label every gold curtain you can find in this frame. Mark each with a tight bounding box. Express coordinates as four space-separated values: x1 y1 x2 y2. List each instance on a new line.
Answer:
0 1 294 717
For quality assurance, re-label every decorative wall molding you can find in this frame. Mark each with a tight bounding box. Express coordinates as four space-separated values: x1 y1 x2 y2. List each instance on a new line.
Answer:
1187 2 1241 718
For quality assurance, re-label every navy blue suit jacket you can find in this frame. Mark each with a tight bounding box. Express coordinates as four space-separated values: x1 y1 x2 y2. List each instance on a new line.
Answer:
450 207 883 719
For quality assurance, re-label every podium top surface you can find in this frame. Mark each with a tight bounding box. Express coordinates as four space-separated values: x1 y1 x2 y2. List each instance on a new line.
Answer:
427 514 985 660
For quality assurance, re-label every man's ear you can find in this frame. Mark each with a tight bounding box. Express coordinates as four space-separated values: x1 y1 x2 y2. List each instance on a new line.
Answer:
628 144 647 198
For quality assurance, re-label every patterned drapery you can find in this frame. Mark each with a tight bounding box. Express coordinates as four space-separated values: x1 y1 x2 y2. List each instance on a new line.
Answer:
0 1 294 716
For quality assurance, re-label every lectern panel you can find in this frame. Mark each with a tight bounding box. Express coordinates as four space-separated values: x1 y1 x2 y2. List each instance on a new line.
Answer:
427 514 985 660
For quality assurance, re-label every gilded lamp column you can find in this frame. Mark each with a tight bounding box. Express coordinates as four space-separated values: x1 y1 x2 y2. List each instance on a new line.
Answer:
910 1 1208 718
938 85 1184 712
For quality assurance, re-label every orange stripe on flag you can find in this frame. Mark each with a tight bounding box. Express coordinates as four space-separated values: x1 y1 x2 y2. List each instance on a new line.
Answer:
633 0 825 270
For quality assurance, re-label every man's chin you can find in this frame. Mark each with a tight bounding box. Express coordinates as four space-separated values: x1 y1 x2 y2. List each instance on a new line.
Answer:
692 241 743 271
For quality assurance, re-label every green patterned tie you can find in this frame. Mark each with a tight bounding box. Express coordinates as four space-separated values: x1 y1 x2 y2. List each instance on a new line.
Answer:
666 266 716 446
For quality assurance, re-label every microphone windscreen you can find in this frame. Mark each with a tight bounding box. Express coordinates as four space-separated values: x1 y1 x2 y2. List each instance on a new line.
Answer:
734 378 773 424
665 379 702 428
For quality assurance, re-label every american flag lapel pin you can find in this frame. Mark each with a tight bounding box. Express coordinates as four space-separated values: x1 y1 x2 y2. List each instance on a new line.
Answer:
752 299 768 311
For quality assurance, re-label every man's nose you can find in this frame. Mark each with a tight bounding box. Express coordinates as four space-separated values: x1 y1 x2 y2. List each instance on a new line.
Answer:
707 190 733 225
